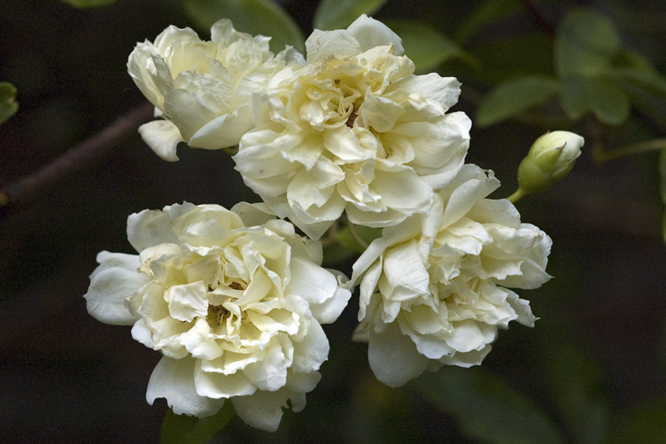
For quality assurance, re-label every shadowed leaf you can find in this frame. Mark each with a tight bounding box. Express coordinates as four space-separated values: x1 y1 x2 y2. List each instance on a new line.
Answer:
413 366 566 444
0 82 19 125
180 0 305 53
314 0 390 31
477 75 559 127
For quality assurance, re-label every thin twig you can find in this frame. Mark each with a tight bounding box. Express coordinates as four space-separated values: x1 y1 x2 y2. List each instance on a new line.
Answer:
593 138 666 163
520 0 556 37
0 101 154 207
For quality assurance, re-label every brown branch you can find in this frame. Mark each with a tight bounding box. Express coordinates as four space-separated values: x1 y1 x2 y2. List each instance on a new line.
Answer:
520 0 556 38
0 101 154 207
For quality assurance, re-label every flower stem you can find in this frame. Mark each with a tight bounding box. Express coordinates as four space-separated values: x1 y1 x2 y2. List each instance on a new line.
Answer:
0 101 154 208
593 138 666 163
507 188 527 204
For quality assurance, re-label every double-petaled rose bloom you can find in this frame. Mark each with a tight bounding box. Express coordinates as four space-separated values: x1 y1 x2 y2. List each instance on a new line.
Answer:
84 203 350 431
349 165 551 387
234 15 470 239
128 19 304 160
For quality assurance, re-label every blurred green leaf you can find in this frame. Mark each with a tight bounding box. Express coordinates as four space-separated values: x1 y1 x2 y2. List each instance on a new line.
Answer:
468 33 553 86
609 67 666 126
414 367 566 444
476 75 559 127
0 82 19 125
612 68 666 98
60 0 116 7
455 0 521 44
542 344 609 444
160 403 234 444
180 0 305 53
555 9 621 77
385 20 476 73
560 75 630 125
607 396 666 444
314 0 389 31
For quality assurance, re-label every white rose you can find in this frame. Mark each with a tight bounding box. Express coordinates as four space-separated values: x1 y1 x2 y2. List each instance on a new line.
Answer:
128 20 305 161
234 15 470 239
349 164 551 387
84 202 350 431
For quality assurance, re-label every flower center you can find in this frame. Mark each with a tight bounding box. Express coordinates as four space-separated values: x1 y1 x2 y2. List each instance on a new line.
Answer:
346 112 357 128
207 304 229 326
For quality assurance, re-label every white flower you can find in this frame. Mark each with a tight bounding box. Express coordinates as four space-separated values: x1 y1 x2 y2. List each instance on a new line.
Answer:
349 164 552 387
128 20 304 161
84 202 350 431
234 15 470 239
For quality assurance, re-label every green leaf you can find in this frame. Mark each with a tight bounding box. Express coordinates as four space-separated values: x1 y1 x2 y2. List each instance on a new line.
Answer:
314 0 390 31
476 75 559 127
608 67 666 126
0 82 19 125
454 0 521 44
384 20 476 73
160 403 234 444
468 33 554 86
180 0 305 53
555 8 621 77
413 367 566 444
60 0 116 7
560 75 630 125
542 344 609 444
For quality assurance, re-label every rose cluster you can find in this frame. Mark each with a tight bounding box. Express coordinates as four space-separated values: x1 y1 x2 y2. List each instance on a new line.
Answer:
84 15 556 431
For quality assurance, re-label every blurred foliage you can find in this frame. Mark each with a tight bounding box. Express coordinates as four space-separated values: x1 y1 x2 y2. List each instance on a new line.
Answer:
2 0 666 443
314 0 390 30
180 0 305 53
0 82 19 125
384 20 476 73
414 367 566 444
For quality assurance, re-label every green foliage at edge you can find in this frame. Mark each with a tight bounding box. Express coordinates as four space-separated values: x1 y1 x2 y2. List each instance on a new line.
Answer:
60 0 116 7
161 402 235 444
180 0 305 53
414 366 566 444
555 8 631 125
314 0 390 31
0 82 19 125
384 20 476 74
476 75 559 127
454 0 521 44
